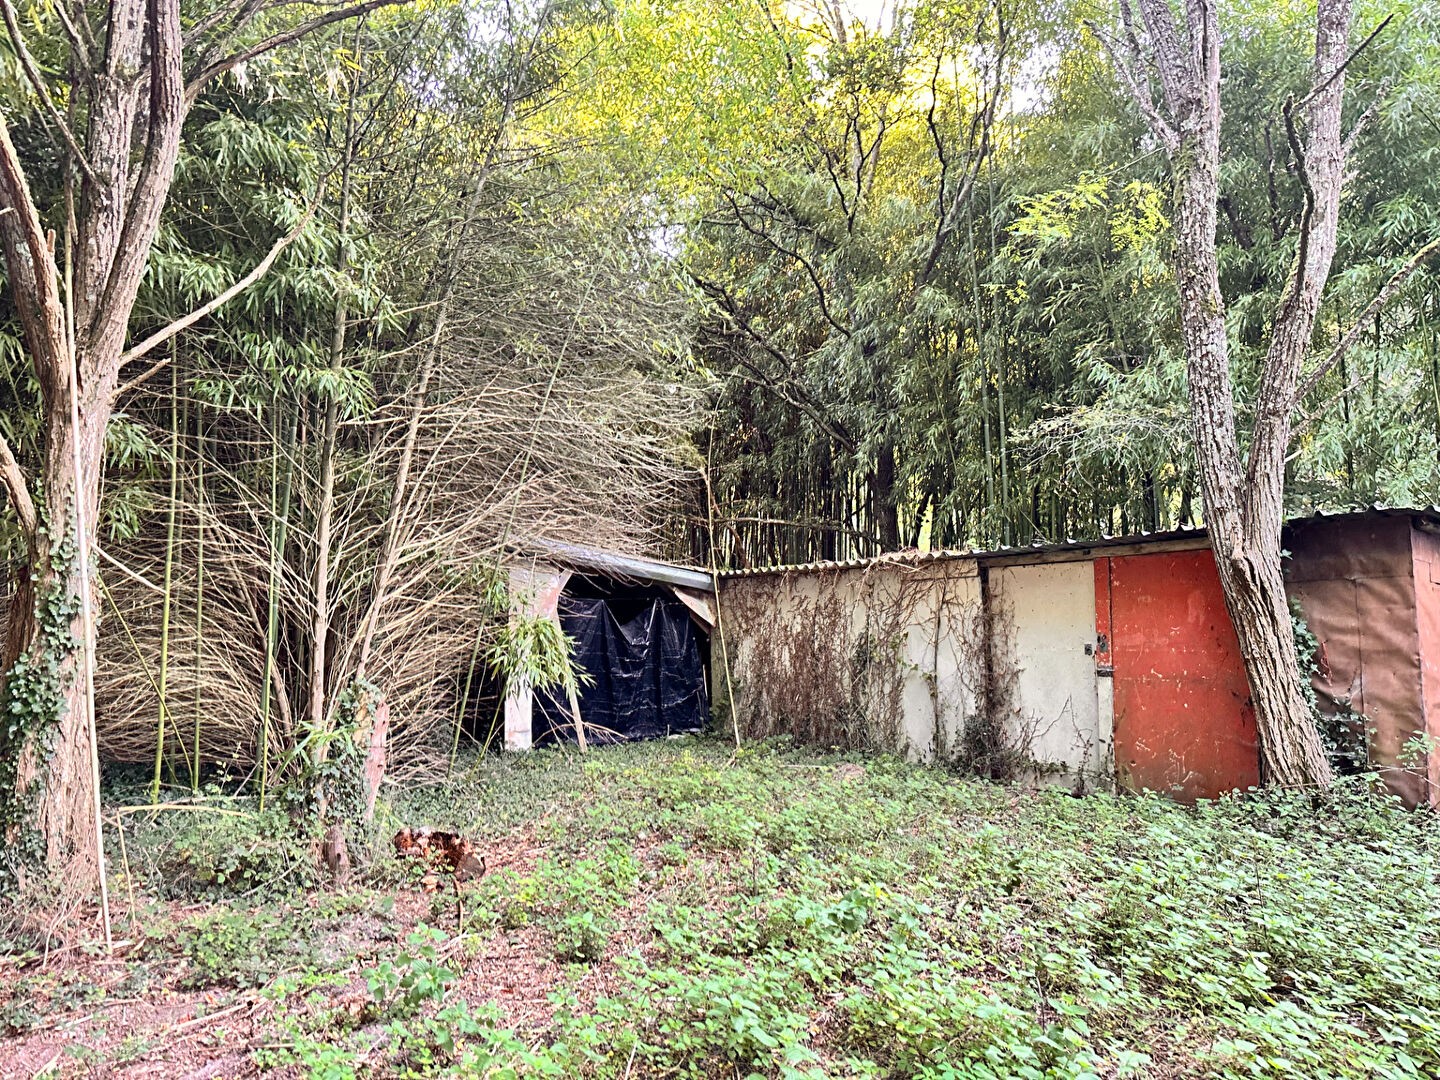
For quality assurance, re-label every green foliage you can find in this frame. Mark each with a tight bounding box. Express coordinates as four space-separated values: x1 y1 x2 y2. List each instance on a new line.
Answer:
389 739 1440 1078
552 909 607 964
366 925 458 1018
0 529 81 882
552 0 1440 564
153 908 312 989
1 969 106 1035
147 805 318 898
282 675 377 828
23 739 1440 1075
1291 601 1368 774
486 609 591 706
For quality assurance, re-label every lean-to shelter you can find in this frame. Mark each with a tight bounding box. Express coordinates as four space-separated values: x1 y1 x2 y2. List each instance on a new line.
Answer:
503 541 713 749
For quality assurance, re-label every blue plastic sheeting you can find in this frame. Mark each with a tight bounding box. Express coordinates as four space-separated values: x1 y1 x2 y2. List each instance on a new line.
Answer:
534 593 708 744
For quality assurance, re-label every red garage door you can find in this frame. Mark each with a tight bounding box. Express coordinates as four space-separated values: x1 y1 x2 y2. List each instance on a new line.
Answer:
1095 550 1260 801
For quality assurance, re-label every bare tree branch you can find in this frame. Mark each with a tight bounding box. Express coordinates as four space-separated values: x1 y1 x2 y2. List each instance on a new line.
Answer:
185 0 408 98
1086 17 1178 153
1293 235 1440 406
117 183 326 379
0 431 37 540
692 273 857 453
1342 82 1389 159
1295 12 1392 112
1130 0 1194 125
919 6 1006 285
183 0 260 50
1244 0 1352 508
90 0 187 377
722 189 851 339
0 113 69 408
0 0 98 184
1278 94 1318 330
55 1 96 65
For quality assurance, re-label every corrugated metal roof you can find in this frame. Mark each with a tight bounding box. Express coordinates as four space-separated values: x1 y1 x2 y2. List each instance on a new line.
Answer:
717 504 1440 580
512 539 715 592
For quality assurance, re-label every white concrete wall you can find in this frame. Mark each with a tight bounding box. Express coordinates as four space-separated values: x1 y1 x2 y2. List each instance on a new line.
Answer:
990 561 1111 789
717 558 983 761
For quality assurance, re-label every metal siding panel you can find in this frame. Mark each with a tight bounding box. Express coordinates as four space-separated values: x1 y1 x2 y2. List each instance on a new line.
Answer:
993 561 1107 787
1409 529 1440 806
1286 576 1371 722
1353 573 1426 802
1285 517 1427 806
1107 550 1261 801
1285 516 1415 584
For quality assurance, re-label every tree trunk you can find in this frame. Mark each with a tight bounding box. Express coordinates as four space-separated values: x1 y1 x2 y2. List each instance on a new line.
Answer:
7 394 112 885
873 442 900 552
1119 0 1340 788
1210 549 1331 784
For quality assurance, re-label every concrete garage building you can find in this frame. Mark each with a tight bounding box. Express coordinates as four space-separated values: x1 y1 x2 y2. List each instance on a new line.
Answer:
715 508 1440 807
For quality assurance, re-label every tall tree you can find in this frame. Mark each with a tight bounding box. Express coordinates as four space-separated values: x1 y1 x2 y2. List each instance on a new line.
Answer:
0 0 399 893
1101 0 1438 785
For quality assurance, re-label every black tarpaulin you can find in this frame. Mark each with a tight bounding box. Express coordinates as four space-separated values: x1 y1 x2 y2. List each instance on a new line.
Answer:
535 590 708 744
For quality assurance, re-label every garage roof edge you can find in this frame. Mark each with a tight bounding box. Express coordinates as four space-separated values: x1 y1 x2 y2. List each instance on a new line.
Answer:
716 505 1440 581
511 539 715 593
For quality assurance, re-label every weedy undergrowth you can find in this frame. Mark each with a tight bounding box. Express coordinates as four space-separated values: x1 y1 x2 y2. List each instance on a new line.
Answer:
32 736 1440 1079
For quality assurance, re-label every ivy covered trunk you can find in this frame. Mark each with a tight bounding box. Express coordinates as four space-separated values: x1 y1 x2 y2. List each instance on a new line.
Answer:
1 397 112 887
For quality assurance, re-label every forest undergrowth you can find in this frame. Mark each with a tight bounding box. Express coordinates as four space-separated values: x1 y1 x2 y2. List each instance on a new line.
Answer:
1 736 1437 1079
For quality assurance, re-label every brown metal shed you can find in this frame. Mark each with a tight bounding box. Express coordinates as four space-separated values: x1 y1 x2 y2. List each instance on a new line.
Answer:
1284 510 1440 806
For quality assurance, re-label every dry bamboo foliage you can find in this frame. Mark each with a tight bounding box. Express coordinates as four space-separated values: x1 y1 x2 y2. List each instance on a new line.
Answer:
94 226 699 783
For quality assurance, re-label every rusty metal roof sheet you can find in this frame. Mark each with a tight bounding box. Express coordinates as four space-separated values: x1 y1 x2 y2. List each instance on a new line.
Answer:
512 538 715 592
718 504 1440 580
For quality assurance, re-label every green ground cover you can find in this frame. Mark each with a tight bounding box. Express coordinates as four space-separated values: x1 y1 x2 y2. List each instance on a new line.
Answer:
2 736 1437 1078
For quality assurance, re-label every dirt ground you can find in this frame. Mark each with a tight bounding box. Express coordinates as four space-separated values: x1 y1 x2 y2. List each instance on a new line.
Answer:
1 832 570 1078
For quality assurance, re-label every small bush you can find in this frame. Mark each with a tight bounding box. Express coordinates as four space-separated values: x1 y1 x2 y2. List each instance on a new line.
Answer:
134 805 316 898
156 909 301 989
553 910 607 964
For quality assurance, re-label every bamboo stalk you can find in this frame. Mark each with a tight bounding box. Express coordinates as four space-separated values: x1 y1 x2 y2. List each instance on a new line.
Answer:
1428 295 1440 467
965 201 993 543
705 422 740 747
308 32 361 773
451 624 484 773
191 402 206 793
149 360 180 804
258 398 296 810
985 140 1011 545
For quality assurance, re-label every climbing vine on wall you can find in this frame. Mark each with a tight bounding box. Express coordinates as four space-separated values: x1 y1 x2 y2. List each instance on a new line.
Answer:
717 558 1056 783
718 569 913 751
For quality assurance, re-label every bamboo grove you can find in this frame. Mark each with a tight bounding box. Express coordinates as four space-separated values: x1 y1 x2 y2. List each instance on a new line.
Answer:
551 0 1440 566
0 0 697 843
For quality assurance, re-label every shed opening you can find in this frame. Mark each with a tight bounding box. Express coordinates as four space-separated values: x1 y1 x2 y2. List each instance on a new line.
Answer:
533 574 709 745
